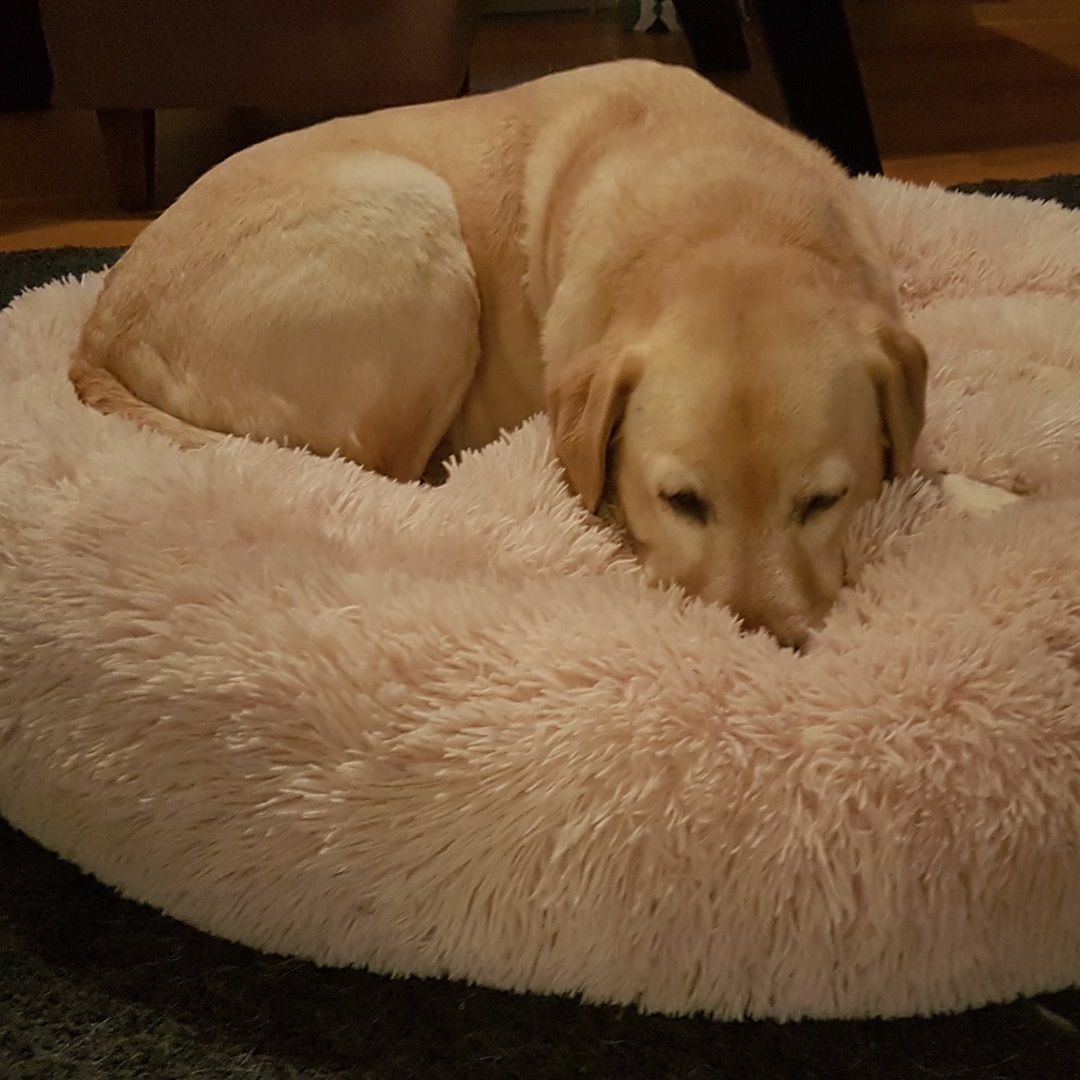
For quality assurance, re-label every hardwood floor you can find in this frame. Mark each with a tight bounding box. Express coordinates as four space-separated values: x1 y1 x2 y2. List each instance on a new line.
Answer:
2 4 1079 253
848 0 1080 154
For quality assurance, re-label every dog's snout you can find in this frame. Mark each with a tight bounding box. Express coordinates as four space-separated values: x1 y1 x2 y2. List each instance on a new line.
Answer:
776 626 808 651
736 608 808 650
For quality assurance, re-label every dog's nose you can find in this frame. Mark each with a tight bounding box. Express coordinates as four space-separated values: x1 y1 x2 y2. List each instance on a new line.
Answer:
775 626 808 652
737 610 807 651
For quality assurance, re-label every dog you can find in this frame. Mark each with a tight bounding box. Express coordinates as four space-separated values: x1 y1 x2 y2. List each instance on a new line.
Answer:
71 59 926 647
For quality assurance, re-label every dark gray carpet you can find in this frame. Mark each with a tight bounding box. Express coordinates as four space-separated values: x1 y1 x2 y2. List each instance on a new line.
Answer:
0 245 123 311
3 177 1080 1079
950 172 1080 209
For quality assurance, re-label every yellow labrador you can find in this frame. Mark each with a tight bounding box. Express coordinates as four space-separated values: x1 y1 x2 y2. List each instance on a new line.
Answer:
72 60 926 646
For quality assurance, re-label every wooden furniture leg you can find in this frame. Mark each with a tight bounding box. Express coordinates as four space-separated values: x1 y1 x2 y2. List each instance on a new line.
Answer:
97 108 156 211
673 0 751 73
1 0 53 110
751 0 882 175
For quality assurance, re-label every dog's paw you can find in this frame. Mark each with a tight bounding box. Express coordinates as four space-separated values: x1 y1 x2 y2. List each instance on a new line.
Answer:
938 472 1023 518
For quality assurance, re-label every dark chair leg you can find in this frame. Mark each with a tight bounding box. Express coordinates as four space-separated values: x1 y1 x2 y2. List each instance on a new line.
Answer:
750 0 882 175
97 108 156 211
673 0 751 73
0 0 53 110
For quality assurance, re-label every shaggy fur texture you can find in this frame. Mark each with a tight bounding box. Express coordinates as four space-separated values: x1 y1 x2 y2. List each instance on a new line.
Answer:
1 177 1080 1022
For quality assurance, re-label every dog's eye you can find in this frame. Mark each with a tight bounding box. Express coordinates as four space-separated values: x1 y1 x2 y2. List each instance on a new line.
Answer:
661 489 709 523
797 488 848 525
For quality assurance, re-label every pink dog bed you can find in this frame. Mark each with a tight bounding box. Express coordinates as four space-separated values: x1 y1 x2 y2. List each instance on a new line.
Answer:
1 176 1079 1021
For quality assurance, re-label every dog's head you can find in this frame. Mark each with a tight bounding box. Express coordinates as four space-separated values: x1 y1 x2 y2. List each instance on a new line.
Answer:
548 250 927 648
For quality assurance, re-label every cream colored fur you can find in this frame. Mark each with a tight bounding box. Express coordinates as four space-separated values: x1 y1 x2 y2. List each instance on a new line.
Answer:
70 60 925 644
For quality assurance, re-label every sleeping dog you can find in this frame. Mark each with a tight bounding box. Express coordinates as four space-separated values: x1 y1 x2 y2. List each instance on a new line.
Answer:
71 60 926 647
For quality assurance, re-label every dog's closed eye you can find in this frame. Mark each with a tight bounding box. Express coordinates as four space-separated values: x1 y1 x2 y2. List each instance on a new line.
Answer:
661 488 710 523
795 488 848 525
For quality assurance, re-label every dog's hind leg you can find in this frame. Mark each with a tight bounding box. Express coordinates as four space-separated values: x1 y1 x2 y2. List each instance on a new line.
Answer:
81 150 481 480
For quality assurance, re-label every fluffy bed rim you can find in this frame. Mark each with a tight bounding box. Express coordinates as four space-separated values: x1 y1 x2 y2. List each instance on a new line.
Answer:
2 175 1080 1021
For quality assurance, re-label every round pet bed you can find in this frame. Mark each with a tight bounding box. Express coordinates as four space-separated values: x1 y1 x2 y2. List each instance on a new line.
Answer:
2 177 1080 1022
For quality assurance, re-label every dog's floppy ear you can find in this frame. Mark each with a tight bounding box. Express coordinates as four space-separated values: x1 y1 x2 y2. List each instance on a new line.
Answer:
871 321 928 479
547 344 640 512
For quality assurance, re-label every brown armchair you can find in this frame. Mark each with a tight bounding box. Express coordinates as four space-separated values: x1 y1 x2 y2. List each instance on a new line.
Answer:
38 0 478 210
